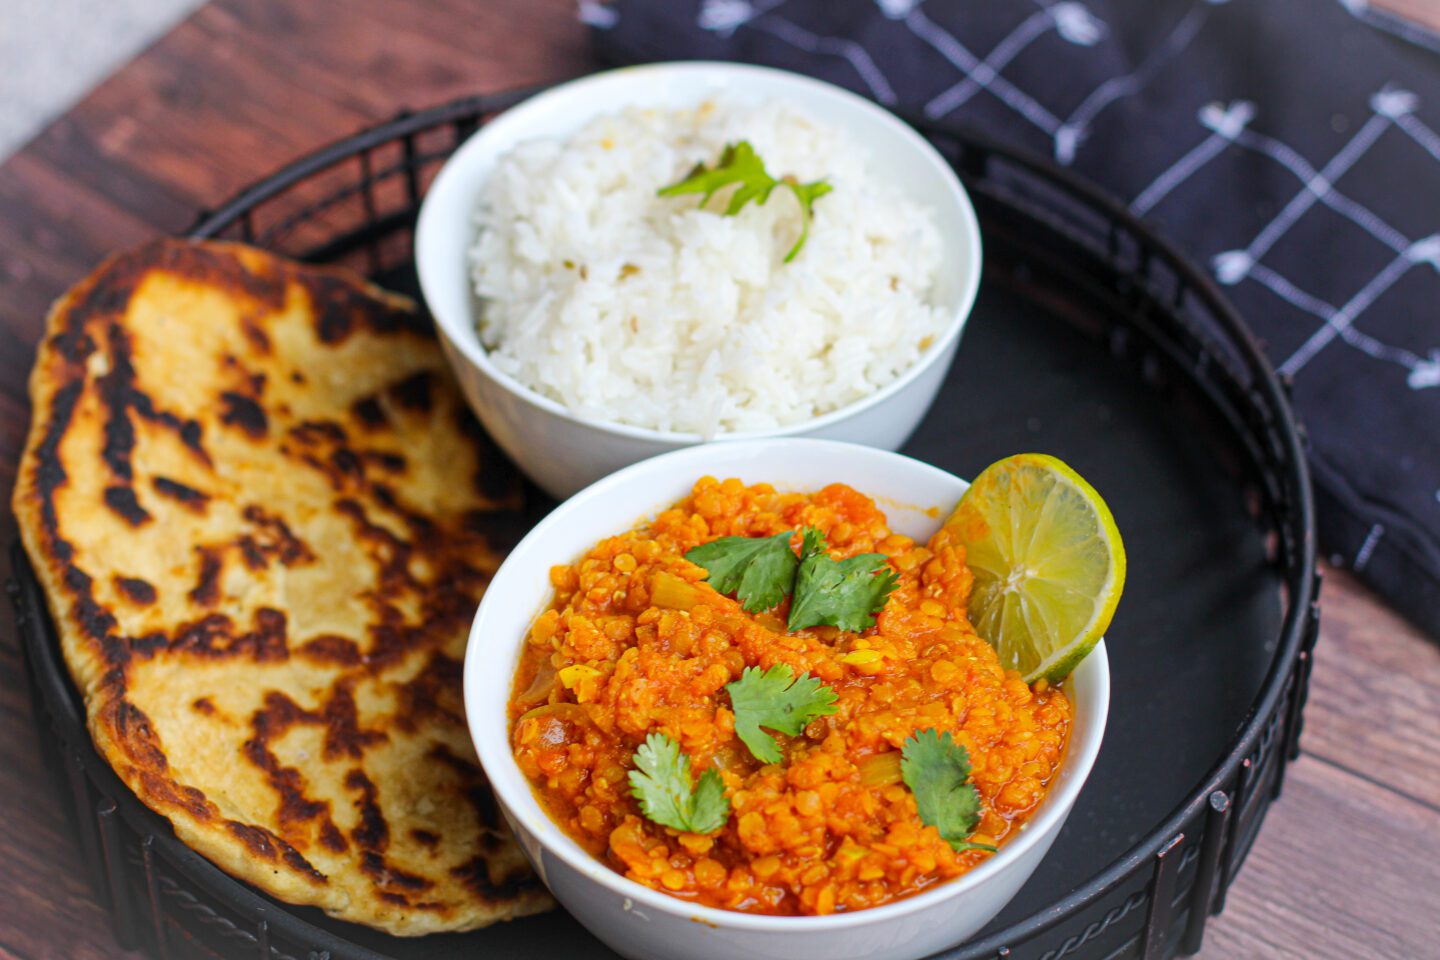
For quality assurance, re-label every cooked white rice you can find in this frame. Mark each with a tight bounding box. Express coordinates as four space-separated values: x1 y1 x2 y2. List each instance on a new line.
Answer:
469 98 947 436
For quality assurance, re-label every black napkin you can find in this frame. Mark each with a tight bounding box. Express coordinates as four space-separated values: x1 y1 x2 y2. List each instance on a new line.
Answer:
589 0 1440 637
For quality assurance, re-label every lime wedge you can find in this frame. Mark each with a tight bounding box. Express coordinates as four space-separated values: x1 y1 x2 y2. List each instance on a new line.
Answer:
945 454 1125 684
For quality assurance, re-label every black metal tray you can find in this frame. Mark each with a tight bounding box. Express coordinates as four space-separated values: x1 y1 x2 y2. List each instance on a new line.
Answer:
7 88 1318 960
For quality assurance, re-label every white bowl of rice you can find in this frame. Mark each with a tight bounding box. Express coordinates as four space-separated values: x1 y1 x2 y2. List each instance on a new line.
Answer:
416 62 982 498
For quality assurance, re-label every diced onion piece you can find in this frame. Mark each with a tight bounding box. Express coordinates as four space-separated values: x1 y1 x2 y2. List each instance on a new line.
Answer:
559 664 602 689
516 702 590 727
858 751 903 787
753 612 787 634
559 663 605 701
516 659 558 706
652 571 701 610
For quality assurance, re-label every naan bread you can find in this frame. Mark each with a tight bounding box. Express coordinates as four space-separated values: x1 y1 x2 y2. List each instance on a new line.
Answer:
13 239 552 935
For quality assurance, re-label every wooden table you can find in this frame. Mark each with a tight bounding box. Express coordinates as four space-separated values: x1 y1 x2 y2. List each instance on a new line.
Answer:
0 2 1436 958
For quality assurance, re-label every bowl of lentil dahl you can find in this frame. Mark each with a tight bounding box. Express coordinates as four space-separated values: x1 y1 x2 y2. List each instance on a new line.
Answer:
465 439 1109 960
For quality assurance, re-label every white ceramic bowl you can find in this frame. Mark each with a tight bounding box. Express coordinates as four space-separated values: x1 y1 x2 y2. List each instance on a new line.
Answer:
465 439 1109 960
417 62 983 499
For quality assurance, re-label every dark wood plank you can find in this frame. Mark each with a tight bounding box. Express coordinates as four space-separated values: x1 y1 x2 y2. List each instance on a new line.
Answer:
1302 567 1440 809
1198 753 1440 959
1373 0 1440 31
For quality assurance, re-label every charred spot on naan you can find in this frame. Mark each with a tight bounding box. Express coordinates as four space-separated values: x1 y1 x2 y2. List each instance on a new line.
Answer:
219 390 269 438
152 475 210 510
114 576 157 605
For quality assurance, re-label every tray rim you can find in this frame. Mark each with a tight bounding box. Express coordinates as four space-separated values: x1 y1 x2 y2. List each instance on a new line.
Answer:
10 85 1318 960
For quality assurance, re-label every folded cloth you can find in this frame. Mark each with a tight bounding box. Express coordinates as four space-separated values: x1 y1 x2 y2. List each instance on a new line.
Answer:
590 0 1440 638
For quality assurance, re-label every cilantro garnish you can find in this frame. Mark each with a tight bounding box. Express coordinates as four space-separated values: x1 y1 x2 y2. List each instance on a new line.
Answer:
725 664 839 763
778 179 833 263
684 530 798 613
628 732 730 834
685 526 897 632
658 140 833 262
787 538 898 633
900 729 997 854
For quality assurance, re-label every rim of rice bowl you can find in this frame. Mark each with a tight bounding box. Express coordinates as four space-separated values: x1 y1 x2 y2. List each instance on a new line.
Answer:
422 62 982 444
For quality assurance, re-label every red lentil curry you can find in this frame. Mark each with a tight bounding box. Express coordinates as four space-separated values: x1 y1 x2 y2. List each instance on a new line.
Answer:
509 478 1072 916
